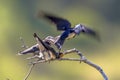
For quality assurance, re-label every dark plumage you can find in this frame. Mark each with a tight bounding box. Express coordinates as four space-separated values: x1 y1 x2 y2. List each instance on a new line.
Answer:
18 44 39 55
39 11 100 51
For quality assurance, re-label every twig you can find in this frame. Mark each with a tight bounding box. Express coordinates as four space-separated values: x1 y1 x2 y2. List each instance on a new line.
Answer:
23 63 35 80
61 48 108 80
58 58 108 80
23 33 108 80
30 48 108 80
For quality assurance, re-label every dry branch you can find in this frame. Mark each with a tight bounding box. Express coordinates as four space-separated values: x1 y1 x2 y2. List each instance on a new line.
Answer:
24 48 108 80
23 63 35 80
23 33 108 80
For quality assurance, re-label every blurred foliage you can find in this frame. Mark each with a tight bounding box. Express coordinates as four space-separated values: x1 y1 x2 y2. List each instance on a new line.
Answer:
0 0 120 80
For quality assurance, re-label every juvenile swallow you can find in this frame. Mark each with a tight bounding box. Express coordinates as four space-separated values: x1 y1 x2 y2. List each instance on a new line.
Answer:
18 34 62 59
38 12 100 51
18 35 59 55
33 33 59 59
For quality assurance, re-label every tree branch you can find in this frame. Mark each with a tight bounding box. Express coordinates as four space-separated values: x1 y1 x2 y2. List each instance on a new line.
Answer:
23 63 35 80
62 48 108 80
23 33 108 80
58 58 108 80
30 48 108 80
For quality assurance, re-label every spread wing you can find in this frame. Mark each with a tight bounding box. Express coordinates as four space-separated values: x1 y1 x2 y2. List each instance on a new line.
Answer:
38 11 71 31
82 27 100 41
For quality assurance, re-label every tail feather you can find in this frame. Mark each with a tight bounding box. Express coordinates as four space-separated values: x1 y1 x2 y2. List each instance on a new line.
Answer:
18 44 39 55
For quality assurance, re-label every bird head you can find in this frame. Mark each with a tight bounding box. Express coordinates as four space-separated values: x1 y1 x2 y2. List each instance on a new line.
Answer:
74 24 100 41
74 24 86 35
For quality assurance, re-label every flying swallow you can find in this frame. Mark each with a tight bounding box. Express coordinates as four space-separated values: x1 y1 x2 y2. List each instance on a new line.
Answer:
38 12 100 51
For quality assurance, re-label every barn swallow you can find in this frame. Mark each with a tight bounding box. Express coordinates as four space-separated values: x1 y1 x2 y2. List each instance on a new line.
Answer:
18 33 62 59
38 12 100 51
33 33 59 60
18 35 59 55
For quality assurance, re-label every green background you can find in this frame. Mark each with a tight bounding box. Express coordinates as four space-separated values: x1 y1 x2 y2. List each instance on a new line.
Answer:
0 0 120 80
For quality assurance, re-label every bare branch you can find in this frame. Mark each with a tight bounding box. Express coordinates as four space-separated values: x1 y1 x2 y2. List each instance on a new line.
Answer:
61 48 108 80
30 48 108 80
23 63 35 80
22 33 108 80
58 58 108 80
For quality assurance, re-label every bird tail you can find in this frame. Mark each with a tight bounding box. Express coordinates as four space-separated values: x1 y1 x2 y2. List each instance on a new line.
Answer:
18 44 39 55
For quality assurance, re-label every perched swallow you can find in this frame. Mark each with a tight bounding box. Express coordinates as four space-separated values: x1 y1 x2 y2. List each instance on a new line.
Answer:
38 12 100 50
18 35 59 55
18 33 62 59
34 33 59 59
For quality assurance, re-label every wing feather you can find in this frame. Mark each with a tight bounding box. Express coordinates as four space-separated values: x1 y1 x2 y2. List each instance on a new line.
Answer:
38 11 71 31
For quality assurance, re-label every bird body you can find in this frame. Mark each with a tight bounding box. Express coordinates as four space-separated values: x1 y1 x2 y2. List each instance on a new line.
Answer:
55 29 76 49
34 34 64 59
67 32 76 39
39 12 99 50
18 34 61 59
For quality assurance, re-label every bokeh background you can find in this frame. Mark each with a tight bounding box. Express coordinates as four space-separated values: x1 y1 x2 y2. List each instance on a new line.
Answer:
0 0 120 80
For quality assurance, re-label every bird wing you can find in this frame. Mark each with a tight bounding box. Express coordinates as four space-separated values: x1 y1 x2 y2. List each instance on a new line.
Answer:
55 31 69 49
38 11 71 31
82 27 100 41
33 33 59 58
33 33 48 51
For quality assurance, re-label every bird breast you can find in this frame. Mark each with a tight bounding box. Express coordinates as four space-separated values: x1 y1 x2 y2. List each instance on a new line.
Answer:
67 33 76 39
